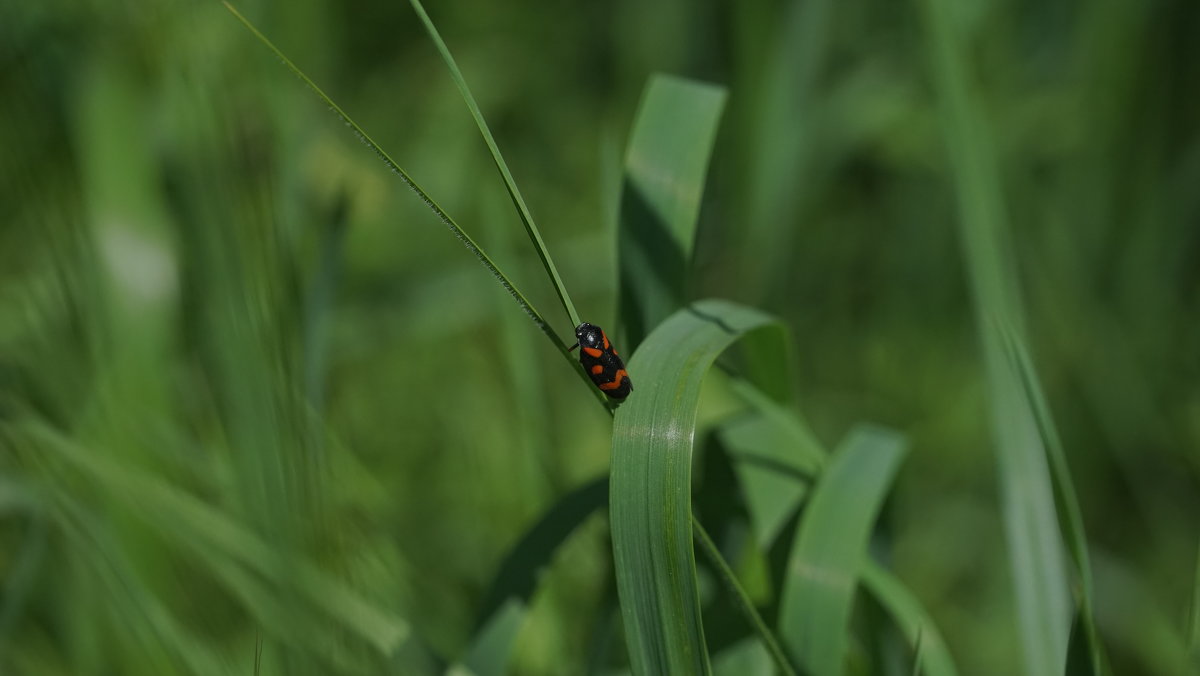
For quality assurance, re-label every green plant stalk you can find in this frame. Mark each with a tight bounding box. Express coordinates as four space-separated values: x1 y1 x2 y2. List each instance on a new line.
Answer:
222 2 606 406
917 0 1078 672
692 517 799 676
408 0 581 329
1003 327 1104 674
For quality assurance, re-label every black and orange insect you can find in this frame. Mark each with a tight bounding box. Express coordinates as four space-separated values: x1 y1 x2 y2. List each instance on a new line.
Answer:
568 322 632 400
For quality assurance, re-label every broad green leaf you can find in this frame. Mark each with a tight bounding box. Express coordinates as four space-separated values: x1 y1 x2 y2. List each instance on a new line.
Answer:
610 299 788 675
777 424 907 676
917 0 1073 672
860 561 959 676
618 75 726 349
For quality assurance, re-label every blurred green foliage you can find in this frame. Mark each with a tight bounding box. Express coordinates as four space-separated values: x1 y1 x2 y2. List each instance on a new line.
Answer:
1 0 1197 674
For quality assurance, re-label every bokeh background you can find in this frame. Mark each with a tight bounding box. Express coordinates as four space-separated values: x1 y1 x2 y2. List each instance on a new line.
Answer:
2 0 1198 674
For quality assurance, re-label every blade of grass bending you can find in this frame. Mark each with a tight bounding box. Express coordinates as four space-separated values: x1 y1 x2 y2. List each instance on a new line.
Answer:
1002 325 1104 674
408 0 580 328
693 517 799 676
860 562 958 676
777 424 906 676
221 3 602 402
618 75 726 350
610 299 789 675
917 0 1072 672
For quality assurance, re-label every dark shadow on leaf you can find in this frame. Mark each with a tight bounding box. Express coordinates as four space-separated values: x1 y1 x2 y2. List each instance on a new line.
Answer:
473 476 609 631
618 178 687 350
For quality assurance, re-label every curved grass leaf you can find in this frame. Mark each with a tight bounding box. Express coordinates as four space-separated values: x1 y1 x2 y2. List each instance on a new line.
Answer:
777 424 907 676
618 75 726 349
713 384 957 676
917 0 1074 672
860 561 959 676
610 298 788 675
408 0 581 328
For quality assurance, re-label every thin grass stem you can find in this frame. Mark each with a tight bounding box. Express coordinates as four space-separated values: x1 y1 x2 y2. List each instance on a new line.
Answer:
222 2 607 406
692 516 799 676
407 0 582 329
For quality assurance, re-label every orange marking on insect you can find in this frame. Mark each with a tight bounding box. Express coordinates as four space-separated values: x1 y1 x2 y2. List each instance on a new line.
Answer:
599 370 627 391
583 347 603 358
591 364 604 375
602 333 610 350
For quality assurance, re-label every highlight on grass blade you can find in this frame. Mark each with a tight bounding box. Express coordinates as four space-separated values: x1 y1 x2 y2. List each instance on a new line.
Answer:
609 299 789 674
618 74 726 350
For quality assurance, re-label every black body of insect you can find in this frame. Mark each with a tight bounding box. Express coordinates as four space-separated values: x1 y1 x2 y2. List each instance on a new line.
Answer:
568 322 632 399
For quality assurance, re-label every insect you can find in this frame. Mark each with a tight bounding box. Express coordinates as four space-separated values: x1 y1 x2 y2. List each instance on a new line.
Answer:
568 322 633 400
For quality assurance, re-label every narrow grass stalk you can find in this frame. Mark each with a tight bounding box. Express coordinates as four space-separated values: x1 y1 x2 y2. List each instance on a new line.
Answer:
917 0 1076 671
692 517 799 676
1003 326 1104 673
222 2 606 404
408 0 581 329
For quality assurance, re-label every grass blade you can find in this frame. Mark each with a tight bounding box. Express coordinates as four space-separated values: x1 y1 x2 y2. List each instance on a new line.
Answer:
618 75 727 349
693 517 798 676
1002 326 1104 674
860 562 959 676
407 0 580 329
221 3 592 385
610 299 789 675
776 424 907 676
917 0 1073 671
718 411 814 549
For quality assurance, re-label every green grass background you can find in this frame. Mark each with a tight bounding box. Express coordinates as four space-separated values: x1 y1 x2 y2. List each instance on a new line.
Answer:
2 0 1198 674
